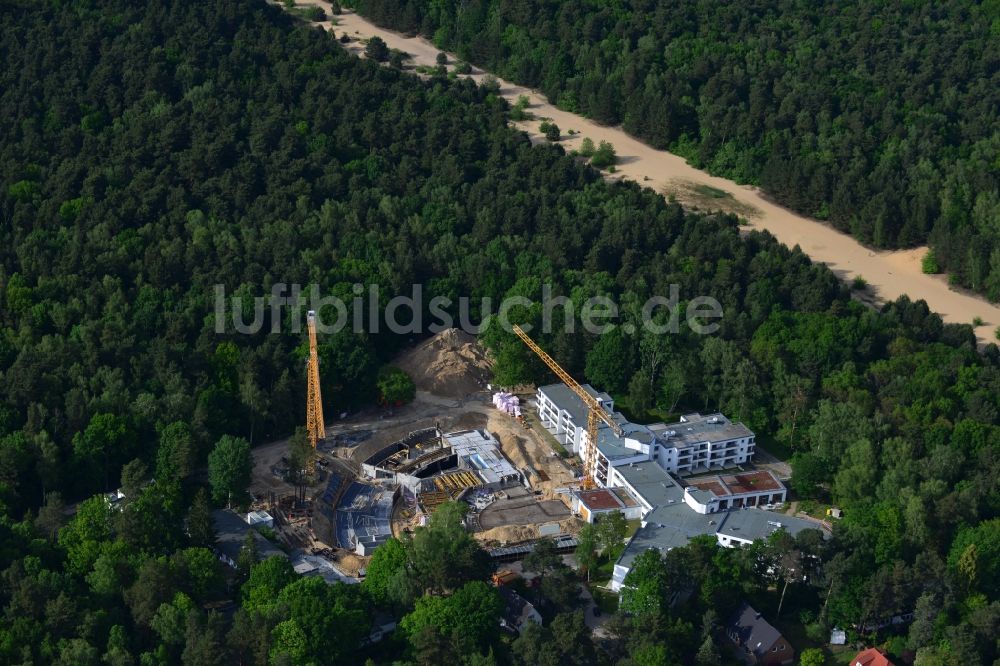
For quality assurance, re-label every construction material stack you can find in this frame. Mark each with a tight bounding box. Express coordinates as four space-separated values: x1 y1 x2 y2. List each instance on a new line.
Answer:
492 391 522 418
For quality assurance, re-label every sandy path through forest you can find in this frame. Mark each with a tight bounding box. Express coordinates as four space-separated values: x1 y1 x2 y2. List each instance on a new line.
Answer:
306 5 1000 347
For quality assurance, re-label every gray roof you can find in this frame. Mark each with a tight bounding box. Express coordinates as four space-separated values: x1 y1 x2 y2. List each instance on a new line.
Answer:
617 505 722 569
717 508 820 542
615 462 684 506
728 602 785 656
538 383 612 428
686 487 716 504
595 426 644 460
616 505 826 573
540 385 750 454
612 463 826 575
213 510 288 564
653 412 754 449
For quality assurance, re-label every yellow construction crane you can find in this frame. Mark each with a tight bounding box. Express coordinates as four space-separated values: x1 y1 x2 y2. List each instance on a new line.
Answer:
512 325 623 489
305 310 325 448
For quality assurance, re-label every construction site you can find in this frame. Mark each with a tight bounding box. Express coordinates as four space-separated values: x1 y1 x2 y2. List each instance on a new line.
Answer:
245 322 585 580
244 317 813 586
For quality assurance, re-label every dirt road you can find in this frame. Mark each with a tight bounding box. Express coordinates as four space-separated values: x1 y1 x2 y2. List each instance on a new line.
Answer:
301 4 1000 347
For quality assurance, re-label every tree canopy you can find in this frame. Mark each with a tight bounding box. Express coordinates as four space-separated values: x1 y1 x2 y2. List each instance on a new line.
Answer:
353 0 1000 299
0 0 997 663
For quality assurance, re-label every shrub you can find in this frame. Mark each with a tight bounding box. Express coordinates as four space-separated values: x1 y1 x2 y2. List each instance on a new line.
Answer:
377 366 416 406
388 49 408 69
539 121 560 141
579 137 595 157
590 140 617 168
454 61 472 74
922 248 940 274
510 94 532 121
851 275 868 290
436 52 447 65
364 36 389 62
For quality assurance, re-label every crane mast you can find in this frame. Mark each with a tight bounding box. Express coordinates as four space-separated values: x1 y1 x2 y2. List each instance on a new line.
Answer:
511 325 623 489
305 310 325 448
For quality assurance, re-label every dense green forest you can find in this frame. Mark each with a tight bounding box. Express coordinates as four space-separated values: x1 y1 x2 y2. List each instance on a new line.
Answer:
351 0 1000 299
0 0 998 663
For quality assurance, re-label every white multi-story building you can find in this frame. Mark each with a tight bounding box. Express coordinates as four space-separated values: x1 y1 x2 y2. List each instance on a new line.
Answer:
536 382 822 593
536 383 756 485
649 413 756 475
536 383 615 455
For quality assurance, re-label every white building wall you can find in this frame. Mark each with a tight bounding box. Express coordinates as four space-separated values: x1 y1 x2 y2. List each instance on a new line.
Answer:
611 564 630 592
655 445 679 473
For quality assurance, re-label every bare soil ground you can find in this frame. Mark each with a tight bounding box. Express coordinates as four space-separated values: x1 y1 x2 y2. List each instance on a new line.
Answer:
298 2 1000 348
393 328 493 398
478 487 570 529
485 402 577 499
476 517 582 546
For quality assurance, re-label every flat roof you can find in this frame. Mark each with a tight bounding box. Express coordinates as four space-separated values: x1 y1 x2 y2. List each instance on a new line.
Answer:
658 412 754 449
686 487 716 504
616 504 722 568
595 426 645 460
687 478 730 496
720 470 783 494
716 508 820 541
576 488 624 512
538 383 612 429
611 487 639 507
615 504 825 572
615 462 684 506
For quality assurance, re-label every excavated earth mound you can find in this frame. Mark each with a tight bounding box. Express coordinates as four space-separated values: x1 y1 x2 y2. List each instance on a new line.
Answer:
394 328 493 398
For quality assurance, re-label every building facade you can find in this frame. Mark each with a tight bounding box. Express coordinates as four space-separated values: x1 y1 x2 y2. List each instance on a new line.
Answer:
536 383 756 484
536 381 822 593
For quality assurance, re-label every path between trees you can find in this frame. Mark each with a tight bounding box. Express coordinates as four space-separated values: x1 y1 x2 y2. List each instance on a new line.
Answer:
297 3 1000 348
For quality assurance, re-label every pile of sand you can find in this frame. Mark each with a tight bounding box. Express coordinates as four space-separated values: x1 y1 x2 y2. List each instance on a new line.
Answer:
394 328 493 398
476 517 582 546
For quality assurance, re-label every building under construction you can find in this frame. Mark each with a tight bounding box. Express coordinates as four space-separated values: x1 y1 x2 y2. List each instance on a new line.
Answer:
311 426 525 554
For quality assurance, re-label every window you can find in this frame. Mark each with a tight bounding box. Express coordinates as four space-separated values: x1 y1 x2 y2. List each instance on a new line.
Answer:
778 644 785 650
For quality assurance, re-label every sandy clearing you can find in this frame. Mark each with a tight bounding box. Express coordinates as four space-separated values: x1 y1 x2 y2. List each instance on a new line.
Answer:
304 5 1000 347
